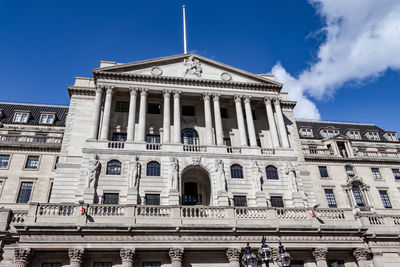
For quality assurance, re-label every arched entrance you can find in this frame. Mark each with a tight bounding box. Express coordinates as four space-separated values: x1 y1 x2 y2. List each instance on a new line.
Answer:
181 166 211 206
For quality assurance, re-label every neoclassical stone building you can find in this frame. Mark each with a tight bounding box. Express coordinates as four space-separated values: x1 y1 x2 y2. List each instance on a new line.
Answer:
0 54 399 267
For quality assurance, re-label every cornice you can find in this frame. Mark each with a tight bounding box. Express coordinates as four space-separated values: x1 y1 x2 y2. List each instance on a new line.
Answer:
68 86 96 97
281 100 296 109
304 156 400 165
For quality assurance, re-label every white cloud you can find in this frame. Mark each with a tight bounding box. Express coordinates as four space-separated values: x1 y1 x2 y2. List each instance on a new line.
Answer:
271 0 400 119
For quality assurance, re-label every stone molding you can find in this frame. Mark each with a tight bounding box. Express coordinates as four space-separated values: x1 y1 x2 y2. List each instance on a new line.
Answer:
68 248 85 263
14 248 31 263
226 248 241 261
312 248 328 261
353 248 370 261
169 248 184 262
120 248 135 262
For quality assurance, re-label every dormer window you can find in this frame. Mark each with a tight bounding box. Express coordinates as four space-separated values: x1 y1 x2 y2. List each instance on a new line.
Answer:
385 133 398 142
40 114 55 124
366 132 380 141
13 112 29 123
348 131 361 140
321 129 339 138
300 128 313 137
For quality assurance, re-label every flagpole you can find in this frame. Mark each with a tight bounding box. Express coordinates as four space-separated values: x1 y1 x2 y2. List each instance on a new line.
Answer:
183 5 187 54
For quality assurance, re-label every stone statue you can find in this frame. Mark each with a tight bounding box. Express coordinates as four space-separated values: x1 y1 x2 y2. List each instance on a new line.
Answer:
216 160 227 192
129 156 141 189
285 162 299 192
183 55 202 78
88 154 100 189
253 162 263 192
170 157 180 191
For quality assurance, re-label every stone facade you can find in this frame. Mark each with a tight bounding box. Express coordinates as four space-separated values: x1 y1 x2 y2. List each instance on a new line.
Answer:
0 54 399 266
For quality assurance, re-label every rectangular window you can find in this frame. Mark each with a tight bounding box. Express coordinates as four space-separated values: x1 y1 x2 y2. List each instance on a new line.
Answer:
103 193 119 204
348 131 361 139
112 133 127 141
17 182 33 203
13 112 29 123
145 194 160 205
393 169 400 180
270 196 284 207
94 263 112 267
220 107 228 118
251 109 257 120
322 129 339 137
25 156 39 169
352 187 365 207
300 128 313 137
319 166 329 178
371 168 382 179
148 103 161 114
40 114 55 124
233 196 247 207
328 261 344 267
223 138 231 146
182 105 195 116
324 189 337 208
116 101 129 112
291 262 305 267
367 132 380 140
42 264 62 267
47 182 53 203
143 263 161 267
0 155 10 168
35 133 47 143
379 190 392 208
146 135 160 143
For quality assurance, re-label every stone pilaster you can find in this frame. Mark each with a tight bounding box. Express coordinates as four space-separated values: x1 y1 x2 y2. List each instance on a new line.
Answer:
264 97 280 148
88 86 104 140
243 96 257 147
14 248 31 267
234 95 247 146
120 248 135 267
274 99 290 148
163 90 171 143
353 248 370 267
136 88 148 142
169 248 184 267
126 87 138 142
213 93 224 146
312 248 328 267
173 91 181 144
226 248 241 267
99 86 114 140
203 92 214 145
68 248 85 267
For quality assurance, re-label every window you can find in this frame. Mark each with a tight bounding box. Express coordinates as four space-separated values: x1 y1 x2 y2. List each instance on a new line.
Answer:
251 109 257 120
106 160 121 175
116 101 129 112
379 190 392 208
35 133 47 143
13 112 29 123
17 182 33 203
328 261 344 267
147 161 160 176
94 263 112 267
270 196 284 207
42 264 62 267
112 133 127 141
47 182 53 203
352 186 365 207
367 132 380 141
321 129 339 138
0 180 4 195
148 103 161 114
345 165 355 177
182 105 195 116
393 169 400 180
143 263 161 267
291 262 305 267
223 138 231 146
300 128 313 137
146 135 160 143
145 194 160 205
348 131 361 139
220 107 228 118
103 193 119 204
319 166 329 178
0 155 10 168
40 114 55 124
54 156 59 170
230 164 243 179
324 189 337 208
233 196 247 207
181 128 199 145
256 139 261 148
371 168 382 179
266 166 278 180
386 132 398 141
25 156 39 169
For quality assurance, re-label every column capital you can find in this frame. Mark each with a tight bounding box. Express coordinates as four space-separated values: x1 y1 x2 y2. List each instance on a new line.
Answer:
226 248 241 262
138 87 149 94
14 248 31 263
68 248 85 263
173 90 182 98
203 92 211 100
95 85 104 93
169 248 184 262
234 94 243 103
212 93 221 101
273 98 282 105
120 248 135 262
105 85 114 94
312 248 328 261
243 95 252 103
163 89 172 97
353 248 370 261
129 87 138 96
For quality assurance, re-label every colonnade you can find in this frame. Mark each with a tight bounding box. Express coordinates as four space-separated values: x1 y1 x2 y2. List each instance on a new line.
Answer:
89 85 290 148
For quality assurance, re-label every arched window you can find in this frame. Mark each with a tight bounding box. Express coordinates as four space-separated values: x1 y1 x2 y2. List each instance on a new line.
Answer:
181 128 199 145
266 165 279 180
230 164 243 179
345 165 355 177
352 185 365 207
106 160 121 175
147 161 160 176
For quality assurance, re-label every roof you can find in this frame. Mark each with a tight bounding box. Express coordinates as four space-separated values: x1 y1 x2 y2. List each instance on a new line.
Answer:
296 120 398 142
0 102 68 127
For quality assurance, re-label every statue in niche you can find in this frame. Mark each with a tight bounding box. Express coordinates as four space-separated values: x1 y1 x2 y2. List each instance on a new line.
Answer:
215 160 227 192
285 162 299 193
170 157 180 191
183 55 202 78
129 156 141 189
87 154 100 189
253 162 263 192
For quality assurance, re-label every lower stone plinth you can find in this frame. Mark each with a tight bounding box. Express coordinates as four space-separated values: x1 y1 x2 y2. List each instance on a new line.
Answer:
83 188 95 204
169 190 180 205
217 191 229 206
255 191 268 207
127 188 138 205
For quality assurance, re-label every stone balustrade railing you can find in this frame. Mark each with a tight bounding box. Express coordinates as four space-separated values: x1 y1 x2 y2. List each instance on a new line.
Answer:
146 143 161 150
226 146 241 154
183 144 207 152
261 148 275 155
108 141 125 149
303 148 333 155
0 134 63 147
356 150 400 158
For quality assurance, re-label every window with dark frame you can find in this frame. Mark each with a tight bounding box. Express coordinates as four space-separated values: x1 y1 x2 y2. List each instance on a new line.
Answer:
345 165 355 177
270 196 284 207
106 160 121 175
181 128 199 145
352 186 365 207
146 135 160 143
42 263 62 267
103 193 119 204
47 182 53 203
147 161 160 176
393 169 400 180
112 133 127 141
371 168 382 179
148 103 161 114
145 194 160 205
54 156 59 170
116 101 129 112
0 155 10 168
324 189 337 208
143 263 161 267
182 105 195 116
256 139 261 147
93 263 112 267
233 196 247 207
319 166 329 178
223 138 231 146
25 156 39 169
328 261 344 267
379 190 392 208
220 107 228 118
230 164 243 178
17 182 33 203
266 166 278 180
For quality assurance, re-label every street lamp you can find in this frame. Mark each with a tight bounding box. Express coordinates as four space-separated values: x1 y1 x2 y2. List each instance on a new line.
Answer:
241 243 258 267
258 236 272 266
241 239 292 267
277 241 291 267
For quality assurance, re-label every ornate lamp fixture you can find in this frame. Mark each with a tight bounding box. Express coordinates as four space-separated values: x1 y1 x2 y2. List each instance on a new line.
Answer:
241 243 258 267
258 236 272 266
277 241 292 267
241 239 292 267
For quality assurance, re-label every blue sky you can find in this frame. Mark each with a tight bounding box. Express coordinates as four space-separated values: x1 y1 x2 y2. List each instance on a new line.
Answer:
1 0 399 133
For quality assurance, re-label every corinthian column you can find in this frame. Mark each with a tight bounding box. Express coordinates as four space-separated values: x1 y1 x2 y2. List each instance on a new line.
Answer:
243 96 257 147
89 86 103 140
120 248 135 267
353 248 370 267
312 248 328 267
274 99 290 148
68 248 85 267
203 92 214 145
136 88 148 142
173 91 181 144
226 248 241 267
100 86 114 140
234 95 247 146
126 88 138 142
264 97 280 148
14 248 31 267
163 90 171 143
213 94 224 146
169 248 184 267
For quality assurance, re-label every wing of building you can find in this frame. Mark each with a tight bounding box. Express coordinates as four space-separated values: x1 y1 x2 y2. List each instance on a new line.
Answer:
0 54 399 266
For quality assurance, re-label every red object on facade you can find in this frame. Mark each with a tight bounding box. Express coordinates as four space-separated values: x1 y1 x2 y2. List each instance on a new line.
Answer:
80 207 85 215
311 211 315 217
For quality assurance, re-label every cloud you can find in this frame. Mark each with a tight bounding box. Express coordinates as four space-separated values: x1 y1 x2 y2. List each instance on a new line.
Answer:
271 0 400 119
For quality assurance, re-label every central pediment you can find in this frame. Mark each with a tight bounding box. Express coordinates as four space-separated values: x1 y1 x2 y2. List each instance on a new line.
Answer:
93 53 282 88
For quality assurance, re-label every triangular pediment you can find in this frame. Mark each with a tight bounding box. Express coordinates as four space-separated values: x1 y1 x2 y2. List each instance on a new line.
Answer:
93 53 282 87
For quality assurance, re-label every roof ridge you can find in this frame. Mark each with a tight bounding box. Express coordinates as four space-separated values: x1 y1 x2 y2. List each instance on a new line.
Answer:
0 101 69 108
296 119 375 126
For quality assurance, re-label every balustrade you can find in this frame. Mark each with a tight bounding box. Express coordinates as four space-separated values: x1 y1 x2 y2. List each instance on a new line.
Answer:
0 134 62 146
181 206 225 218
137 206 170 217
276 208 308 220
10 211 27 224
226 146 241 154
261 148 274 155
235 207 268 219
108 141 125 149
146 143 161 150
87 205 125 216
183 144 206 152
38 204 76 216
316 209 346 220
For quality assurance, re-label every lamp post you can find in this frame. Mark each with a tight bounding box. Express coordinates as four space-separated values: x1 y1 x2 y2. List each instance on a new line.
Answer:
241 243 258 267
277 241 292 267
258 236 272 267
241 238 291 267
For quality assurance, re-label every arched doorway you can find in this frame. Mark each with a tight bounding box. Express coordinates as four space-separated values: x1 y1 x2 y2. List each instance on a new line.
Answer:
181 166 211 206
